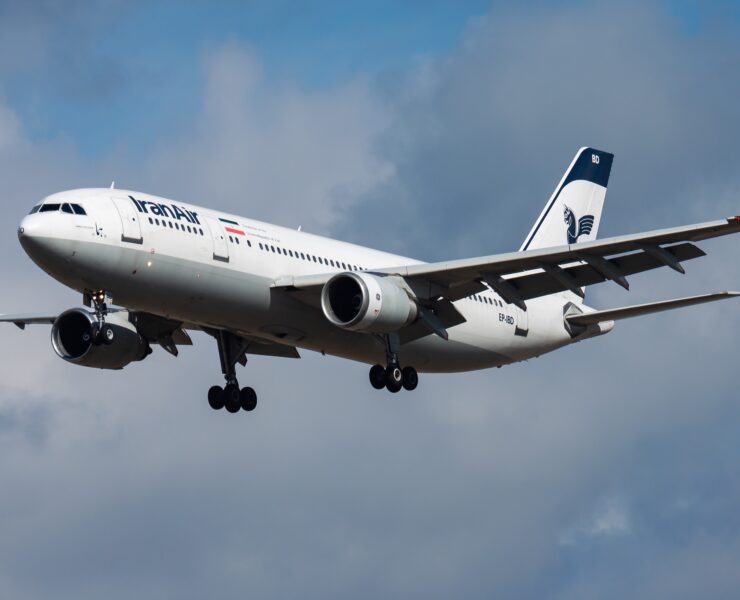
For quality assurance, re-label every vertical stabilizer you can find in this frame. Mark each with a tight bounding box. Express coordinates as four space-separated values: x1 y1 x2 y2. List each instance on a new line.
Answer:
520 147 613 252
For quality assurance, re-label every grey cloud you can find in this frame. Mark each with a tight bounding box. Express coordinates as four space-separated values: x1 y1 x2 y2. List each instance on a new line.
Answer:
138 44 391 236
2 2 740 600
336 2 740 261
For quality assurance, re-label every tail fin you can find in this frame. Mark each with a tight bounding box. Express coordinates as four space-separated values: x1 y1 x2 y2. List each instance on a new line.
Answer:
520 147 614 252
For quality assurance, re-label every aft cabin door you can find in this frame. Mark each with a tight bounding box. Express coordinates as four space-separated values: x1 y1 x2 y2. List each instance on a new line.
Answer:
205 217 229 262
111 196 143 244
515 305 529 337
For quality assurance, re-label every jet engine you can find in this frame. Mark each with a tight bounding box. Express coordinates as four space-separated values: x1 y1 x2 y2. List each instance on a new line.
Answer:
51 308 151 369
321 272 418 333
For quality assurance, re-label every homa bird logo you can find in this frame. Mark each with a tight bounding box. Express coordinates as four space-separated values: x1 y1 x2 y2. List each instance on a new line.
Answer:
563 205 594 244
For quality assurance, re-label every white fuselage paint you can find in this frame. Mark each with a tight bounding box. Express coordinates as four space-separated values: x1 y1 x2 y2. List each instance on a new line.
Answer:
17 189 597 373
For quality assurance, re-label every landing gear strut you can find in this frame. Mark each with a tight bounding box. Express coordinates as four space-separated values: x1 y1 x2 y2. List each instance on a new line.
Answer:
206 329 258 413
368 333 419 393
84 290 114 346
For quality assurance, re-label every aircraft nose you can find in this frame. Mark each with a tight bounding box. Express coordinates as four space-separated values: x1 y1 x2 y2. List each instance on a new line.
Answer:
17 212 65 268
17 214 37 239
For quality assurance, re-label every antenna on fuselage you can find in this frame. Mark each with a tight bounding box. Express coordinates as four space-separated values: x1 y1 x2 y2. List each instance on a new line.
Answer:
297 225 302 231
110 181 115 189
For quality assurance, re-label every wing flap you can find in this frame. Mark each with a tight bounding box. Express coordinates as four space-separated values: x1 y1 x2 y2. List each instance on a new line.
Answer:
507 242 705 302
566 291 740 326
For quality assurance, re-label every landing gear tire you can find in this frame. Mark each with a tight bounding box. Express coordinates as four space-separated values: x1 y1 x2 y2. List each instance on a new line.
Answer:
385 366 403 393
223 384 241 413
208 386 225 410
369 364 386 390
240 387 257 412
100 324 115 345
402 367 418 391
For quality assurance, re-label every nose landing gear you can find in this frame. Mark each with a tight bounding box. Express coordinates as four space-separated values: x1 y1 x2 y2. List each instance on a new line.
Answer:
368 333 419 393
84 289 115 346
206 330 258 413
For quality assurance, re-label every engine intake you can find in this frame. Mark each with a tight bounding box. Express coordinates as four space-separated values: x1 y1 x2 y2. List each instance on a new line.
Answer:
51 308 150 369
321 272 418 333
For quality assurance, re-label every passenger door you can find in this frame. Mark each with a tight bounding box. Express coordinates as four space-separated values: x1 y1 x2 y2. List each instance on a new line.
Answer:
205 216 229 262
515 305 529 337
111 196 143 244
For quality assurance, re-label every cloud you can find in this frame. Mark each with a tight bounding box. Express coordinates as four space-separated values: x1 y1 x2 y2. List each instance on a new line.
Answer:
1 2 740 600
560 495 632 545
141 44 392 236
336 2 740 260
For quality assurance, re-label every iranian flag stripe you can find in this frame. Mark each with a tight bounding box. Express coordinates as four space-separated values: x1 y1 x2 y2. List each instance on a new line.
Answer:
219 217 239 226
225 226 245 236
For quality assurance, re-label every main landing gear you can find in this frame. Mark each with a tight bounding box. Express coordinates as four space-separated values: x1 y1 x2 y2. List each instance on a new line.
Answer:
368 333 419 393
83 289 115 346
206 330 257 413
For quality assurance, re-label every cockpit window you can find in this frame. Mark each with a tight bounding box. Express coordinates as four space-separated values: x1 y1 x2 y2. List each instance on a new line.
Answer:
71 204 87 215
29 205 41 214
61 203 74 214
39 203 61 212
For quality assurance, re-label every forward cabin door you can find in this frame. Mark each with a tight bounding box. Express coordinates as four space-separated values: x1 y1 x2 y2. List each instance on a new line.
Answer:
111 196 143 244
205 216 229 262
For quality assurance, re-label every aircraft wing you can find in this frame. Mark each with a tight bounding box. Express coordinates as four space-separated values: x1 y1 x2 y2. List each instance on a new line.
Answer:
0 313 59 329
274 216 740 308
565 291 740 326
1 309 301 360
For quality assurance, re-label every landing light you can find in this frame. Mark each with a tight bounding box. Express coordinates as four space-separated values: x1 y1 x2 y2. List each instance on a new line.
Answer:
147 260 153 268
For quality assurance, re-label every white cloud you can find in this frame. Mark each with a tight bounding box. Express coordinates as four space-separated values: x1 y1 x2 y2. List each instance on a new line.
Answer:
560 496 632 546
143 45 392 236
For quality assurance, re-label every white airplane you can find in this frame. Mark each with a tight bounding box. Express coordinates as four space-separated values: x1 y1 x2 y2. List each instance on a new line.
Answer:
3 147 739 413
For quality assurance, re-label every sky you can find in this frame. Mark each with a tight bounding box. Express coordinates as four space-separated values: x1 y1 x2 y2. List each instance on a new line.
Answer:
1 1 740 598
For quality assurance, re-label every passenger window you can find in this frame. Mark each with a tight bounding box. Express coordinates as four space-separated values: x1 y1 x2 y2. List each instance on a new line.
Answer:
149 217 153 224
40 204 60 212
169 222 173 228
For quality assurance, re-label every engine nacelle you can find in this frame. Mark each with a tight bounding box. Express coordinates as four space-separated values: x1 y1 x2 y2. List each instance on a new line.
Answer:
51 309 150 369
321 272 418 333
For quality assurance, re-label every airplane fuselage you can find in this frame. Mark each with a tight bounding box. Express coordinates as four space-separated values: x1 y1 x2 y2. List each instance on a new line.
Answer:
18 188 581 373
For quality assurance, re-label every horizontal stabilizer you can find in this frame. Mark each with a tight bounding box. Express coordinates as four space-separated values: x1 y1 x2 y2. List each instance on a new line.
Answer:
566 291 740 326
